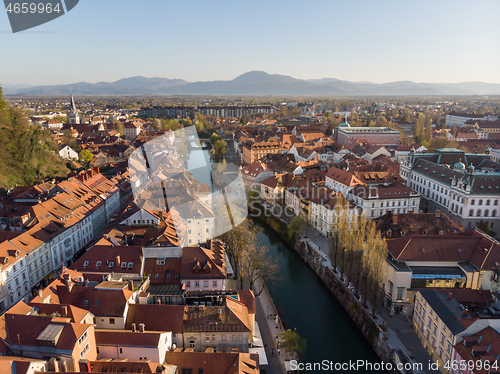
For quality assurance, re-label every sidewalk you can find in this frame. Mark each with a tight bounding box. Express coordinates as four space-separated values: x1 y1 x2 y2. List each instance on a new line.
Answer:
253 277 293 374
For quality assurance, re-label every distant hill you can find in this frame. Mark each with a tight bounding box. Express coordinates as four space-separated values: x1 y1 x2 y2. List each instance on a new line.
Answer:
6 71 500 96
9 76 189 96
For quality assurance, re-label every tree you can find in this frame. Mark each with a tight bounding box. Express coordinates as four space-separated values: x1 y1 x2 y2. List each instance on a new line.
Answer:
79 149 94 164
243 245 279 296
217 220 262 289
280 328 306 357
152 118 162 130
364 220 387 315
287 216 307 245
210 133 228 163
478 220 495 237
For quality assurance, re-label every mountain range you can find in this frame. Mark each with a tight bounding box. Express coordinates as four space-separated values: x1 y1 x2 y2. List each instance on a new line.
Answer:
3 71 500 96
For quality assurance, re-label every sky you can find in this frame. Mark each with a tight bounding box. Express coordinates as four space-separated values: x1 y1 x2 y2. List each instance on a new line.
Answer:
1 0 500 86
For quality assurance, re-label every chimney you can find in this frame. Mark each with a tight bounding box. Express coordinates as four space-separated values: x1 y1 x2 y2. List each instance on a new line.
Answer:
448 292 452 300
67 283 73 294
462 310 468 316
128 281 134 291
131 323 136 332
59 360 67 372
37 289 43 298
139 323 145 333
392 214 398 225
79 360 91 373
49 358 59 372
61 305 68 317
116 255 121 266
157 299 161 305
435 210 441 218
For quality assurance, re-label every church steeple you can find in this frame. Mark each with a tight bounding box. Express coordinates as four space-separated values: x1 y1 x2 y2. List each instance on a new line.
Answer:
68 92 80 125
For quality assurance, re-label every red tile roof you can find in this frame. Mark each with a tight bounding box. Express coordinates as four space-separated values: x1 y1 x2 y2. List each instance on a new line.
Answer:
125 304 185 334
164 351 259 374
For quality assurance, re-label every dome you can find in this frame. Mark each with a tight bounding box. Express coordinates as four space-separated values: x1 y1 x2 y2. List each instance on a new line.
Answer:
338 114 350 128
453 159 465 170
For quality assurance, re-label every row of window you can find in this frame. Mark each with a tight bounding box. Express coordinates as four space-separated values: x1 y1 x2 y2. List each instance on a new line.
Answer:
83 261 133 270
468 209 497 217
185 280 218 288
150 273 179 280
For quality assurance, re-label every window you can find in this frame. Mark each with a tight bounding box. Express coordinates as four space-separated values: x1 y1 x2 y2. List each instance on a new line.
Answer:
198 370 204 374
119 347 122 353
477 210 482 217
108 261 114 268
397 288 404 300
83 261 89 268
189 341 195 348
471 199 475 205
96 261 101 269
222 334 226 341
110 318 115 324
487 200 491 205
182 369 193 374
186 281 191 288
175 273 179 280
128 262 133 269
121 262 127 269
80 342 90 358
213 281 217 287
469 209 474 217
479 199 483 205
204 281 208 288
94 300 99 307
155 273 160 280
78 331 88 346
156 258 165 266
96 346 99 354
205 335 210 342
212 334 216 341
83 300 88 307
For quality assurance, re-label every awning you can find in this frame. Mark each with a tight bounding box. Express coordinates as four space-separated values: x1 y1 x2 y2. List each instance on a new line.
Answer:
44 272 55 281
250 322 267 365
249 347 268 366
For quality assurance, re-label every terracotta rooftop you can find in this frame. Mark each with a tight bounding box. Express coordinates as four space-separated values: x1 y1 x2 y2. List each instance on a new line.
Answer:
373 211 462 239
125 304 185 334
164 351 259 374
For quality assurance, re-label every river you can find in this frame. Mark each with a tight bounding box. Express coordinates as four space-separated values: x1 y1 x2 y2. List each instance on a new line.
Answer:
190 147 383 372
250 217 383 372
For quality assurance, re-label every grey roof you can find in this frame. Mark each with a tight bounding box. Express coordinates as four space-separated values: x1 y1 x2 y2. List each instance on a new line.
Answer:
419 289 468 335
410 266 466 277
147 283 184 296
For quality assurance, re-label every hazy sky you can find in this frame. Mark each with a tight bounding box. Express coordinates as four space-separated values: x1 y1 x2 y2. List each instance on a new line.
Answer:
1 0 499 85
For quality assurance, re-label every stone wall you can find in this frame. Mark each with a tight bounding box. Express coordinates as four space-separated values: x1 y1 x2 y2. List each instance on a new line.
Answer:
293 239 396 370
